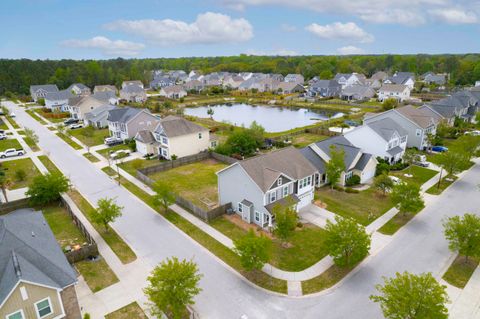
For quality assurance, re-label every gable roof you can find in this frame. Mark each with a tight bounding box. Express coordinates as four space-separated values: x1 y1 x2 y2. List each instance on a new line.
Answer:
92 91 117 102
135 130 157 144
94 85 117 93
45 89 74 101
380 84 409 93
121 84 144 93
310 80 341 89
366 117 408 141
236 147 317 192
395 105 439 128
30 85 58 93
107 107 143 123
84 104 117 121
67 83 89 91
161 85 187 94
386 72 414 85
0 209 77 306
313 136 362 169
154 116 207 138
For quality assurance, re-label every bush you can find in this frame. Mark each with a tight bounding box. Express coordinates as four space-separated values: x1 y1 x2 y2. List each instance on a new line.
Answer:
38 98 45 106
390 162 409 171
14 169 26 182
171 154 178 160
345 187 360 193
376 161 391 176
333 185 345 192
345 175 361 186
26 173 69 206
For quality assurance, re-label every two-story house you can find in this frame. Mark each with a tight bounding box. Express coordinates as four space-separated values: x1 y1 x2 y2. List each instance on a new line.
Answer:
307 80 342 97
107 107 160 141
284 74 304 85
344 118 408 164
378 84 411 102
384 72 415 90
44 90 74 112
0 209 81 319
430 90 480 125
67 83 91 96
119 83 147 103
364 105 440 150
84 104 117 128
67 96 107 120
29 85 59 102
300 136 377 187
135 116 211 159
217 147 317 229
334 73 366 89
159 85 187 99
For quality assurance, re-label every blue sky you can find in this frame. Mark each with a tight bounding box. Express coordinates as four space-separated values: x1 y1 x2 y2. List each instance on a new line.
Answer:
1 0 479 59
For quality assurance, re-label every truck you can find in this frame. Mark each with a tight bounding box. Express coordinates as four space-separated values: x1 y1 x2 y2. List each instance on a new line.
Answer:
0 148 24 158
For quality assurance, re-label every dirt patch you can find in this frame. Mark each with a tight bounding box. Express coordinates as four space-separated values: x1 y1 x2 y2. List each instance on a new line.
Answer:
224 214 274 239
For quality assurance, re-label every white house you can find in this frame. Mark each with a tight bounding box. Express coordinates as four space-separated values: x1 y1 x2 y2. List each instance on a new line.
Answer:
334 73 366 89
344 118 408 164
378 84 411 102
217 147 317 229
384 72 415 90
159 85 187 99
44 90 74 112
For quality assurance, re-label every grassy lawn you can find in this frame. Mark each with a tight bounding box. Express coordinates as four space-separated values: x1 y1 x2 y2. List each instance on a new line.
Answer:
443 255 479 289
119 158 164 176
83 152 100 163
316 188 393 226
290 133 328 148
116 177 288 293
23 136 40 151
0 120 8 130
34 109 68 123
302 262 359 294
105 302 148 319
97 143 130 158
210 216 329 271
75 258 119 292
148 159 227 210
426 175 458 195
67 189 137 264
1 158 41 189
102 166 117 176
0 138 22 151
378 206 424 235
5 116 20 129
26 109 48 125
70 128 109 147
390 165 438 188
56 133 83 150
38 155 61 175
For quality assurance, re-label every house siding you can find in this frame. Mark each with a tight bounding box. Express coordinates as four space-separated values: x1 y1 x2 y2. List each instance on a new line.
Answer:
124 113 161 140
60 285 81 319
166 131 210 159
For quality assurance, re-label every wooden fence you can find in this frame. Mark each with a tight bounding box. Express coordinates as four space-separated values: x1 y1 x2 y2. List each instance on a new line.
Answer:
0 198 30 215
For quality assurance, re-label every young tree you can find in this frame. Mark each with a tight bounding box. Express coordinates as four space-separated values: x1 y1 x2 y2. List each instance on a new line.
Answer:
443 214 480 263
382 98 398 111
325 145 346 189
248 121 265 147
325 216 371 266
234 229 271 272
144 257 202 319
206 107 214 119
24 127 39 145
402 149 418 173
153 182 176 213
436 150 469 189
26 173 69 206
370 272 449 319
91 197 123 232
225 130 258 156
272 201 298 245
391 183 424 216
374 173 394 196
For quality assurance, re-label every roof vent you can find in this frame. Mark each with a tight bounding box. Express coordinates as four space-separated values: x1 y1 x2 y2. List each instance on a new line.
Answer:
31 231 35 237
12 251 21 278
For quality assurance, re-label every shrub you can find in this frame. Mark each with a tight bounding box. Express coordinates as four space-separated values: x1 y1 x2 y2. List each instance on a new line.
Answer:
376 161 391 176
171 154 178 160
14 169 26 182
37 98 46 106
345 187 360 194
345 175 361 186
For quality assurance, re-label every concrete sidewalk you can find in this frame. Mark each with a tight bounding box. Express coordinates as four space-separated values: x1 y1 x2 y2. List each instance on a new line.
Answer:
449 264 480 318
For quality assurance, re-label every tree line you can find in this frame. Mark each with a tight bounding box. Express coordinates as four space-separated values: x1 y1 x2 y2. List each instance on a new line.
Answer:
1 53 480 95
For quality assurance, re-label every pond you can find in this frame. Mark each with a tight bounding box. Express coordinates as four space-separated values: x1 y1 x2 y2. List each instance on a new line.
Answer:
184 103 344 132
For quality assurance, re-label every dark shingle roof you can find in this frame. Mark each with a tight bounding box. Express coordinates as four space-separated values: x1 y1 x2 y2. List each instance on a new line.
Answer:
314 136 361 169
354 153 372 171
45 89 74 101
0 209 77 305
107 107 143 123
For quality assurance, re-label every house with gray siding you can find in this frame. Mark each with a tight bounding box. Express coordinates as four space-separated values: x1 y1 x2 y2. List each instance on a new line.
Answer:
107 107 160 141
217 147 317 229
29 85 59 102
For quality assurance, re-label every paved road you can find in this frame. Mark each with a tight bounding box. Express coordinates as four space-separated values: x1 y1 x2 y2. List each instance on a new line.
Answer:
8 101 480 318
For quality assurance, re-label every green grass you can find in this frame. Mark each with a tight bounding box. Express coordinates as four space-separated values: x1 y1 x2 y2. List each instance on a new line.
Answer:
105 302 147 319
119 158 164 176
97 144 130 158
148 159 228 210
69 128 109 147
0 138 22 151
56 133 83 150
316 188 394 226
75 258 119 292
378 205 424 235
1 158 41 189
302 262 359 294
67 189 137 264
23 136 40 151
117 177 287 293
391 165 438 188
5 116 20 129
0 120 8 130
38 155 61 175
210 217 329 271
42 203 87 249
102 166 117 176
34 108 68 123
443 255 479 289
426 175 458 195
26 109 48 125
83 152 100 163
290 133 328 148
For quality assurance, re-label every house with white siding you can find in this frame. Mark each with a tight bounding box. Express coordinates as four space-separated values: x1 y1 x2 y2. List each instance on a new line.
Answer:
378 84 411 102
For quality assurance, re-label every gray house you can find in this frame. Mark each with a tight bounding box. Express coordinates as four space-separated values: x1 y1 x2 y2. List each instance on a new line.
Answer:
107 107 160 141
0 209 81 319
340 85 375 101
119 84 147 103
29 85 59 102
217 147 317 229
84 104 117 128
430 90 480 125
308 80 342 97
284 74 304 84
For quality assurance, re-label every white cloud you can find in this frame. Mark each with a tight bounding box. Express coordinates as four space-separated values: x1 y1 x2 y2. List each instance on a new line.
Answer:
337 46 365 55
281 23 297 32
105 12 253 46
245 48 298 56
429 8 478 24
223 0 479 25
306 22 374 43
62 36 145 56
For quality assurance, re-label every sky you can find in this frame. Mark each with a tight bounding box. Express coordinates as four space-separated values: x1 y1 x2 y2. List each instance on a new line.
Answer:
0 0 479 59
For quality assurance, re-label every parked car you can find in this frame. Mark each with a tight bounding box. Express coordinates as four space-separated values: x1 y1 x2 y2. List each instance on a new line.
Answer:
465 130 480 136
432 146 448 152
414 155 429 167
69 123 83 130
104 136 123 146
64 118 79 125
110 149 131 159
0 133 7 140
0 148 24 158
10 112 15 118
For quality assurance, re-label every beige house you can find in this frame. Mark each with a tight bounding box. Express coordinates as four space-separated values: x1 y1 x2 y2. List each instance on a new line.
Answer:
0 209 81 319
159 85 187 99
67 96 107 120
135 116 211 159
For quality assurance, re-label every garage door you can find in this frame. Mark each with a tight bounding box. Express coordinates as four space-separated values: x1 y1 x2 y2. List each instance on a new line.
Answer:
297 192 313 210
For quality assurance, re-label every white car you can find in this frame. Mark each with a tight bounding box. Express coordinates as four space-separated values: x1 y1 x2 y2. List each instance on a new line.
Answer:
465 130 480 136
69 123 83 130
110 149 131 159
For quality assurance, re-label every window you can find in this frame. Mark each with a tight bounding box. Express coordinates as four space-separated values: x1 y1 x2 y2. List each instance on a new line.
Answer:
283 186 289 197
277 178 282 186
307 176 311 186
270 191 276 203
416 129 421 136
35 298 52 318
162 137 168 145
20 286 28 300
6 310 24 319
254 211 260 222
238 202 243 213
198 133 202 139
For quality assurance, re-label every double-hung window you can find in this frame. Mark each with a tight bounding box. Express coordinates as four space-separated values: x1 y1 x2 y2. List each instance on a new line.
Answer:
35 298 53 318
270 191 276 203
6 310 24 319
238 202 243 213
254 211 260 222
282 186 289 197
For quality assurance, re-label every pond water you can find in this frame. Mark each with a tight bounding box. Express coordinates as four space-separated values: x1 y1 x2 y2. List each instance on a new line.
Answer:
184 103 344 132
